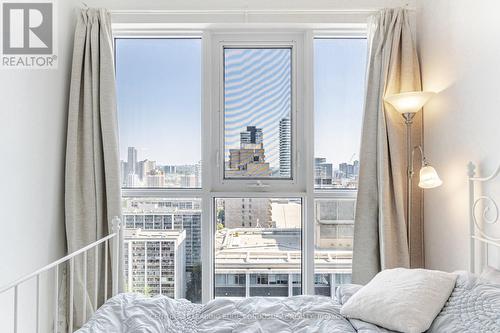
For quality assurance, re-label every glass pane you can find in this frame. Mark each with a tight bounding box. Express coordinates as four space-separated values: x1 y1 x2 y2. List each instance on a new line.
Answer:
116 39 202 188
122 198 202 303
314 39 367 189
314 198 355 297
224 48 292 179
215 198 301 297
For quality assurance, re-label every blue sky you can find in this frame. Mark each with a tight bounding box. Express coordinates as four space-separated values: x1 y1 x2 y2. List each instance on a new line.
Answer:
314 38 367 167
116 38 366 168
116 38 202 165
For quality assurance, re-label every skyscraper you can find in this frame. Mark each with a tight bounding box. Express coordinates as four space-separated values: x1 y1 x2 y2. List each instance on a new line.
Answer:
224 198 272 228
279 117 291 177
227 126 270 178
240 126 263 148
122 198 202 302
127 147 138 176
315 157 333 186
124 229 186 298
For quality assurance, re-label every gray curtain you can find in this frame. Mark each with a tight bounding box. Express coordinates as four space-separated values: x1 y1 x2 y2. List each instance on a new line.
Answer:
64 8 121 329
352 8 423 285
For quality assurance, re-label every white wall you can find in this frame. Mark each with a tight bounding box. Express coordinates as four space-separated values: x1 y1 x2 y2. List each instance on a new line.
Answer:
0 1 79 332
417 0 500 272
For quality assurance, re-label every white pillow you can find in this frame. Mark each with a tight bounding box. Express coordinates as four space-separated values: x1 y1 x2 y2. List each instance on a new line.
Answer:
340 268 457 333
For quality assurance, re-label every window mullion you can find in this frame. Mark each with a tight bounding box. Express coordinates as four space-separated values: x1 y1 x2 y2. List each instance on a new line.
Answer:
303 30 315 295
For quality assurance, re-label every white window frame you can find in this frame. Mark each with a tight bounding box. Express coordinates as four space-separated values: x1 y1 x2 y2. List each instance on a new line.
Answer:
211 32 304 191
113 24 367 304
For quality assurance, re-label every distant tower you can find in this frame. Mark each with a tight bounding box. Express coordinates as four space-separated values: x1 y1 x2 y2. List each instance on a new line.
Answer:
279 117 291 177
240 126 263 148
127 147 138 176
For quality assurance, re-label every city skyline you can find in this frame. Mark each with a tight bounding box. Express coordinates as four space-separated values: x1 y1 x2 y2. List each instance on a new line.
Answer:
120 143 358 188
116 39 366 168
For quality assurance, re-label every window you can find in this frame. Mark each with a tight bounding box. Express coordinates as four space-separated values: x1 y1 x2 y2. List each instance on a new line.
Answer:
314 38 366 190
214 198 302 298
116 38 203 303
116 38 202 189
115 31 366 303
313 38 367 296
223 48 292 179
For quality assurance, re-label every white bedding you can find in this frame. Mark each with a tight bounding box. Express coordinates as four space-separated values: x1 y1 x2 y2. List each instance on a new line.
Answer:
77 294 356 333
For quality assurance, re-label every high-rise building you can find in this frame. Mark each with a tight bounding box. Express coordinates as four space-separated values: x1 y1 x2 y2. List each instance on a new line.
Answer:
227 126 270 178
146 169 165 187
180 174 196 188
125 173 140 187
315 157 333 187
138 159 156 181
120 161 127 186
339 161 359 179
124 229 186 298
224 198 272 228
127 147 138 176
279 117 291 177
240 126 263 148
353 160 360 177
195 160 202 188
122 198 202 301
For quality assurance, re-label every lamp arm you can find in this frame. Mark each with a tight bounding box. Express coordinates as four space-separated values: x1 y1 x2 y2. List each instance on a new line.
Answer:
410 145 428 177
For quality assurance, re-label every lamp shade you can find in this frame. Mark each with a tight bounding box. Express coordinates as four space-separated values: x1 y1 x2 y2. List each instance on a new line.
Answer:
418 165 443 189
384 91 436 114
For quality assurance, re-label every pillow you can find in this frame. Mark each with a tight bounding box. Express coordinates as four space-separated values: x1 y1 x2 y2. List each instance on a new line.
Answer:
340 268 457 333
480 266 500 284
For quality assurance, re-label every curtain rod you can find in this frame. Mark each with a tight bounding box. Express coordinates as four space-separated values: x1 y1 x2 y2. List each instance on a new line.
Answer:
108 8 416 15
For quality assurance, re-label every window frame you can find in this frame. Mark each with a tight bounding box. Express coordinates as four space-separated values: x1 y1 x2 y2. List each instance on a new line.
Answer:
113 26 367 304
211 32 305 192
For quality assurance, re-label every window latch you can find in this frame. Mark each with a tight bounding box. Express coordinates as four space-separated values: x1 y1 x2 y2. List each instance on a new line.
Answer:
247 180 270 189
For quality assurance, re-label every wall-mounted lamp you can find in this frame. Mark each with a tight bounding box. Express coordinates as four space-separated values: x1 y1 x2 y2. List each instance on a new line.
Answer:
384 91 441 258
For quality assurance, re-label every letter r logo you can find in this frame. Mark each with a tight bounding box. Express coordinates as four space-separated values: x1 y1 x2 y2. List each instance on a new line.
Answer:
2 2 53 54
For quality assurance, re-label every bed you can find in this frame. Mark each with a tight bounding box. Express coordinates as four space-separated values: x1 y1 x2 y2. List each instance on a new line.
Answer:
76 269 500 332
1 162 499 333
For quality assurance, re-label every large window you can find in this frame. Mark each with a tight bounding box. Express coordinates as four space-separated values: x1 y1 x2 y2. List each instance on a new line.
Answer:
115 32 366 302
313 38 367 296
223 48 292 180
116 38 203 303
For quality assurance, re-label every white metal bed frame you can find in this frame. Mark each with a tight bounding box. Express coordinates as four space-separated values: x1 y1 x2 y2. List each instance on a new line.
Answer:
468 162 500 274
0 216 123 333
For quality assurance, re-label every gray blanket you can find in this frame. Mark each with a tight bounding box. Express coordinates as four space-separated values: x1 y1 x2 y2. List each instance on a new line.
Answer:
427 272 500 332
77 294 358 333
78 272 499 333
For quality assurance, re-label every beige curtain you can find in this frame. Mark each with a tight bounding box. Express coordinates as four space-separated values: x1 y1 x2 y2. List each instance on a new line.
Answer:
352 8 423 285
64 8 121 329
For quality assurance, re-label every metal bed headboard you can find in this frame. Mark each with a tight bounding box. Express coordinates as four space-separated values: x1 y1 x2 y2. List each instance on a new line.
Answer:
468 162 500 274
0 216 123 333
